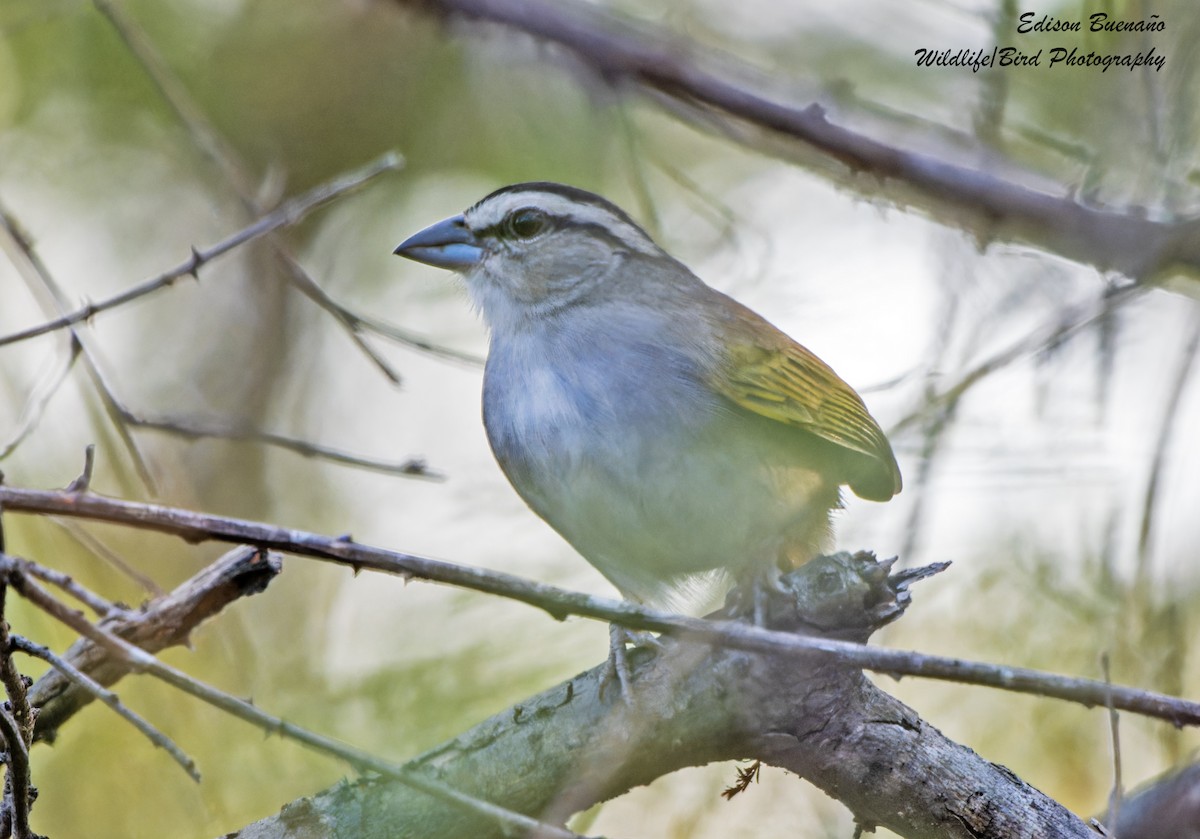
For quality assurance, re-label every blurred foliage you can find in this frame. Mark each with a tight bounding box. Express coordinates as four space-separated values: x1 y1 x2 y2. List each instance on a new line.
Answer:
1 0 1199 837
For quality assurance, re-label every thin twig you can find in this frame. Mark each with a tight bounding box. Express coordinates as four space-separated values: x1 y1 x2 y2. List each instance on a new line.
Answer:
257 249 406 384
338 310 484 367
0 704 31 839
0 341 79 461
1 485 1198 726
10 635 198 782
94 0 411 384
899 276 963 560
0 582 34 839
4 561 588 839
0 204 159 489
1134 312 1200 590
91 0 254 194
2 170 432 485
0 151 403 350
1102 654 1123 836
109 413 441 480
47 518 165 597
94 0 474 372
3 196 438 479
63 444 95 494
25 545 279 742
20 563 120 619
892 283 1144 435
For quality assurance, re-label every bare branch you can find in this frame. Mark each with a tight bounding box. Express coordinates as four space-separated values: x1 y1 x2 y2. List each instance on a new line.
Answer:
10 635 198 782
2 193 438 478
341 310 484 367
25 545 281 742
1135 312 1200 588
1 203 160 488
0 151 403 350
1 485 1197 726
3 155 433 483
1101 653 1124 835
234 554 1097 839
893 283 1144 435
400 0 1200 282
20 561 121 619
0 583 35 839
90 0 256 197
63 444 95 494
47 519 165 597
93 0 464 381
108 412 441 480
0 704 32 839
4 555 589 839
0 341 78 461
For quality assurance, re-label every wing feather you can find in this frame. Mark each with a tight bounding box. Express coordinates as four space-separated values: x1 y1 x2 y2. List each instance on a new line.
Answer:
705 297 902 501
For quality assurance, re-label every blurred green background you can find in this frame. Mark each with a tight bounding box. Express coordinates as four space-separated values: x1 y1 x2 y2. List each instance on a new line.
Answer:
1 0 1199 836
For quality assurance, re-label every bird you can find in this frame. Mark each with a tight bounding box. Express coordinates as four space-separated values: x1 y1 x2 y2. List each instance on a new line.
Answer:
394 182 901 681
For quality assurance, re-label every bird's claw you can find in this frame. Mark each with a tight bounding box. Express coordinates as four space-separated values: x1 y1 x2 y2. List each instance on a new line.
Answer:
601 624 664 705
725 569 789 626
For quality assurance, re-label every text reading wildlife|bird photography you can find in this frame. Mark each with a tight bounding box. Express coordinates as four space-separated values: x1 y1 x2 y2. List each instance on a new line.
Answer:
914 11 1167 73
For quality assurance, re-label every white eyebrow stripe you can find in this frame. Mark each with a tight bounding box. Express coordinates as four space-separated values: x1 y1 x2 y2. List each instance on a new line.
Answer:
465 190 660 255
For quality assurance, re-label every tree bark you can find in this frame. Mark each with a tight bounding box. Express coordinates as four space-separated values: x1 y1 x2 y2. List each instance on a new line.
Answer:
27 546 281 743
229 554 1095 838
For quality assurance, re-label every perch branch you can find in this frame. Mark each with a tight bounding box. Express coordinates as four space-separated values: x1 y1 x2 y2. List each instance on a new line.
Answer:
231 554 1097 839
0 484 1197 726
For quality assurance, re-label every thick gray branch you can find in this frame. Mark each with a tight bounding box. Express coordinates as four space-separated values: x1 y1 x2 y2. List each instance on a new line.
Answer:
27 546 281 742
401 0 1200 282
0 485 1196 726
0 487 1181 836
230 555 1094 839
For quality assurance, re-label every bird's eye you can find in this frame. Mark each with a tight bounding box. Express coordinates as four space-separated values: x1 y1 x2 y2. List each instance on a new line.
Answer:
505 208 548 240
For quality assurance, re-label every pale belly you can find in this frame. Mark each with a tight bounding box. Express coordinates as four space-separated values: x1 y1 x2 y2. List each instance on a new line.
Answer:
483 352 836 606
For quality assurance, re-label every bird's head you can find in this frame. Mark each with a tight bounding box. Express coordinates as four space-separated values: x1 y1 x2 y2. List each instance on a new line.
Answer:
394 182 670 327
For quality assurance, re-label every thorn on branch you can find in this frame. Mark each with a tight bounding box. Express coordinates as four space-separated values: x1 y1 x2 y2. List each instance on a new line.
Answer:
0 152 404 353
187 247 203 280
80 297 97 326
64 445 96 494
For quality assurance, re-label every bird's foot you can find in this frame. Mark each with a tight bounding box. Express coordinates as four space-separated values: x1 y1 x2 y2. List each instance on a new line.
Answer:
601 624 664 705
726 569 789 626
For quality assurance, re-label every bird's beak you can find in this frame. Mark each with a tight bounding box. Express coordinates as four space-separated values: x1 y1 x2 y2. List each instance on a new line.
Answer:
393 214 484 270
